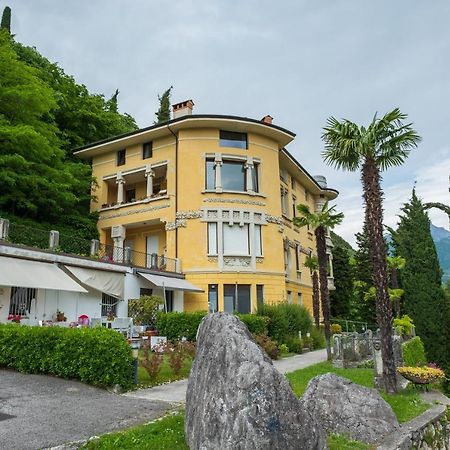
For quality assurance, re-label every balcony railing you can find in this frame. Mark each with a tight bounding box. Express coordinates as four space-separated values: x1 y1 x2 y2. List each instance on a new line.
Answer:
0 219 181 274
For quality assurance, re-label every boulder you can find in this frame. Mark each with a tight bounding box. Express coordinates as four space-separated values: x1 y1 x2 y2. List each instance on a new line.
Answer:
300 373 399 444
185 313 327 450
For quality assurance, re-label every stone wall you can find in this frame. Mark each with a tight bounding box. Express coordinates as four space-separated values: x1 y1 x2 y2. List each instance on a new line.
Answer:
377 405 450 450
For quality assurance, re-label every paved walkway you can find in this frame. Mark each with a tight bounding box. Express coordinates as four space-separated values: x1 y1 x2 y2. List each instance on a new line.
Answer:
124 348 327 403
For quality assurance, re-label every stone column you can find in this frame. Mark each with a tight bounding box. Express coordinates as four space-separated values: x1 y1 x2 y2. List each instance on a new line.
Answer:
214 154 222 192
245 157 254 194
116 172 126 204
145 166 155 198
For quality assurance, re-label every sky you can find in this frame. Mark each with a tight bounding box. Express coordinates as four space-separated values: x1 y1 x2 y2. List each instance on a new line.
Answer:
6 0 450 245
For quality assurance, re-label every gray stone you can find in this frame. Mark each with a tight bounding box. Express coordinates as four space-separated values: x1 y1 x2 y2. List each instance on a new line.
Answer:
301 373 399 444
185 312 327 450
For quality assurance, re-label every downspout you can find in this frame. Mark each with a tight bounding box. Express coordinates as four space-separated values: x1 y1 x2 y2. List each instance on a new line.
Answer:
167 125 179 261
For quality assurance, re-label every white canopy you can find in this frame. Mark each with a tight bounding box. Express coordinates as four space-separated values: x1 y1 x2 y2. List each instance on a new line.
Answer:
64 266 124 298
0 256 87 292
138 272 203 292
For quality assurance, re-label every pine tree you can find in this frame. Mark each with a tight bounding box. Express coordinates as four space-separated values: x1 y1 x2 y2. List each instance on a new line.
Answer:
352 224 376 325
106 89 119 113
1 6 11 33
155 86 172 124
392 190 450 370
330 245 353 318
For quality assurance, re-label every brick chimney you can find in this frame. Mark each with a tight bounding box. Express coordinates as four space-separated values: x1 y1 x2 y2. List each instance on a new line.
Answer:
172 100 194 119
261 115 273 124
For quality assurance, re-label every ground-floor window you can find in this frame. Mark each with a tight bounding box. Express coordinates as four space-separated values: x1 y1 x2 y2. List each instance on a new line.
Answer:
101 293 118 317
297 292 303 305
9 287 36 316
223 284 251 314
256 284 264 310
208 284 218 313
140 288 153 297
165 290 174 312
287 290 292 304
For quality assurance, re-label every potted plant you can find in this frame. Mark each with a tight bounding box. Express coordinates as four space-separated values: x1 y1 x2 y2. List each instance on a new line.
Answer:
397 364 445 385
56 310 67 322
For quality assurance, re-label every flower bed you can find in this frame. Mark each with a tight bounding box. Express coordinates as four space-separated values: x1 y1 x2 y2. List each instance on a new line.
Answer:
397 366 446 385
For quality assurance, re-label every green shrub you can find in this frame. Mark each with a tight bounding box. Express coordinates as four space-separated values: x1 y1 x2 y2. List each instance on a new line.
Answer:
253 333 279 360
156 311 207 342
394 315 414 337
128 295 163 328
310 327 326 350
279 343 289 354
257 302 312 343
331 323 342 334
0 324 133 388
236 314 269 335
284 335 303 354
402 336 427 367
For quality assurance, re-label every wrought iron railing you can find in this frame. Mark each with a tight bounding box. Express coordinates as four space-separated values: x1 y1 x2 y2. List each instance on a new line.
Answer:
1 219 181 273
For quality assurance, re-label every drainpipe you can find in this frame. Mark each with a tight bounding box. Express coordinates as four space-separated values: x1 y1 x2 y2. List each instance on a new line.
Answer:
167 124 178 261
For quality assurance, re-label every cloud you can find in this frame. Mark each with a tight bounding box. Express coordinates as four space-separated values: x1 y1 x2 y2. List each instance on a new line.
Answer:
334 154 450 246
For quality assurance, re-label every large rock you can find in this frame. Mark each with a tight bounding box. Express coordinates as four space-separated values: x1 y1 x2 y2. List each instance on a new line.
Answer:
300 373 399 444
185 313 327 450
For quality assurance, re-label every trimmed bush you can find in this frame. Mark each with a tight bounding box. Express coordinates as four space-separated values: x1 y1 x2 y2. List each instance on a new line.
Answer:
310 327 326 350
257 302 312 343
156 311 207 341
402 336 427 367
0 324 133 388
236 314 269 335
284 335 303 354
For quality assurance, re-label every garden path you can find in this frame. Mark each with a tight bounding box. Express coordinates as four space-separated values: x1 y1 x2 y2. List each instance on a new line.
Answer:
124 348 327 404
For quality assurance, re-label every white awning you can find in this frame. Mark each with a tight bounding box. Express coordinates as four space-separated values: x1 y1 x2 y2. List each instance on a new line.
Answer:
0 256 87 292
64 266 124 298
138 272 203 292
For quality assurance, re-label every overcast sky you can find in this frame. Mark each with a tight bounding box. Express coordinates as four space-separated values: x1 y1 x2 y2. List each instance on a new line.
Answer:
6 1 450 245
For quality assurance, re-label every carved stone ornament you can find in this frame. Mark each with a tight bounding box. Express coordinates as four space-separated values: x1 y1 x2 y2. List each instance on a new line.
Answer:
223 256 251 267
176 210 203 220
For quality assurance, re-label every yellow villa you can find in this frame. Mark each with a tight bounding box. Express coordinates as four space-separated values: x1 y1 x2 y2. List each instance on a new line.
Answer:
75 100 338 315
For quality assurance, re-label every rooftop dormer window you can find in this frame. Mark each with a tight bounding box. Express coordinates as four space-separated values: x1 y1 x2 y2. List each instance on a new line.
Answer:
219 130 247 149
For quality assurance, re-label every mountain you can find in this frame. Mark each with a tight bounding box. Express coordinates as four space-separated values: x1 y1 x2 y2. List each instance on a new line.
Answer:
330 231 355 256
432 224 450 282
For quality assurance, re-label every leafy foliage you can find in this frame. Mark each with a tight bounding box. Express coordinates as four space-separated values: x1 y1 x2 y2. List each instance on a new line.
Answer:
330 245 353 318
236 313 269 335
128 295 164 328
402 336 427 367
391 190 450 373
253 333 280 360
1 6 11 33
393 314 414 336
0 324 133 388
155 86 172 124
156 311 207 342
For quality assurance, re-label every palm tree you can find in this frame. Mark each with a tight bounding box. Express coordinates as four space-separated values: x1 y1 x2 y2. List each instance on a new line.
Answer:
387 256 406 317
322 108 421 393
294 202 344 360
304 255 320 328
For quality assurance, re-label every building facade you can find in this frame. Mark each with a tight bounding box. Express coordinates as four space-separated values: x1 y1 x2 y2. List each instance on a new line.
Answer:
75 101 338 315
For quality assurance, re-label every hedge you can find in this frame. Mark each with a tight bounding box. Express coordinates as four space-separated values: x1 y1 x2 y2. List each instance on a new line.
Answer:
402 336 427 367
0 324 133 389
156 311 207 341
236 314 269 335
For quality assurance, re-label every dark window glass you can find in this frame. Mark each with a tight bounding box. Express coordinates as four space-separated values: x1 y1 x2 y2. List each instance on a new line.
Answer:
9 287 35 315
165 290 174 312
143 142 153 159
251 164 259 192
219 130 247 149
208 284 218 313
117 149 126 166
101 293 117 317
222 161 245 191
295 244 300 271
125 189 136 203
140 288 153 297
206 159 215 189
256 285 264 310
223 284 251 314
292 197 296 218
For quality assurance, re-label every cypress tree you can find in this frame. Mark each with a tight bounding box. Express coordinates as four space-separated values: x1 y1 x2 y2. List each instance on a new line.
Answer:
1 6 11 33
330 245 353 318
392 190 450 369
155 86 173 124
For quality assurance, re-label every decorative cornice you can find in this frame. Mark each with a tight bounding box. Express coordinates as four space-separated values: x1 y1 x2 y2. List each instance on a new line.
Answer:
176 210 203 220
99 204 170 220
203 198 266 206
265 214 284 225
165 219 187 231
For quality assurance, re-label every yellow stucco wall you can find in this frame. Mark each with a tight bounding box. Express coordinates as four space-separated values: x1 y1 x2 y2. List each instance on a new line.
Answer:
86 118 333 317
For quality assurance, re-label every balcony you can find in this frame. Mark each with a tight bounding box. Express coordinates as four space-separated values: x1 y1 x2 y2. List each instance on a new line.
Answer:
0 219 181 274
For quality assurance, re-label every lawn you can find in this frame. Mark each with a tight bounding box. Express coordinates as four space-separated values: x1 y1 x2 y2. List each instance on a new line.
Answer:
137 353 193 388
81 411 372 450
286 361 430 423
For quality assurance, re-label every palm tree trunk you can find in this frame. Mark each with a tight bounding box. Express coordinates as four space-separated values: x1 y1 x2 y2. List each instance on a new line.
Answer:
315 225 331 360
312 271 320 328
362 156 397 393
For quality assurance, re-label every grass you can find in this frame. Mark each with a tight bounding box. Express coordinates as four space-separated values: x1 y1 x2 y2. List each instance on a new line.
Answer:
137 354 193 388
328 433 374 450
286 361 430 423
81 412 188 450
